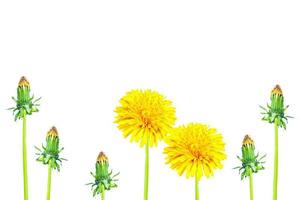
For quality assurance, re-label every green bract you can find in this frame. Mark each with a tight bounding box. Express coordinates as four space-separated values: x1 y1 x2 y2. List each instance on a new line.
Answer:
260 85 292 129
9 76 41 121
87 152 119 197
235 135 265 180
35 127 65 171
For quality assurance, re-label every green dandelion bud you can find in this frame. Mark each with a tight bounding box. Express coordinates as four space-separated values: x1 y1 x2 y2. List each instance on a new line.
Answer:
87 151 119 199
18 76 30 98
8 76 41 200
9 76 41 121
260 85 293 200
235 135 265 180
260 85 292 129
36 127 66 200
35 127 65 171
235 135 265 200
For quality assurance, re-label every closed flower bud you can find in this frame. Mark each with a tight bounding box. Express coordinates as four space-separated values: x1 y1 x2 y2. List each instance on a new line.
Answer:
96 152 109 180
260 84 292 129
270 85 284 113
9 76 41 120
88 151 119 197
17 76 31 102
45 127 60 156
241 135 256 165
235 135 265 180
36 127 65 171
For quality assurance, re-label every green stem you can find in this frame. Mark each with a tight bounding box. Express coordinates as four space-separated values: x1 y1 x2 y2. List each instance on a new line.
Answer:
273 120 279 200
195 176 199 200
22 113 29 200
46 163 52 200
249 171 254 200
101 185 105 200
144 137 149 200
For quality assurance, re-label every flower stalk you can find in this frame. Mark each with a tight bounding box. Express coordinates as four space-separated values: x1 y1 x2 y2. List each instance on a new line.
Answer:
144 137 149 200
195 176 199 200
101 185 105 200
22 114 28 200
46 162 52 200
273 119 279 200
249 171 253 200
260 85 292 200
9 76 41 200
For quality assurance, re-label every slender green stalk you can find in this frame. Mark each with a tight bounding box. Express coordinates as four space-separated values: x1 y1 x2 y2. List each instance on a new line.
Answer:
144 137 149 200
22 113 29 200
46 163 52 200
101 185 105 200
249 171 254 200
273 119 279 200
195 176 199 200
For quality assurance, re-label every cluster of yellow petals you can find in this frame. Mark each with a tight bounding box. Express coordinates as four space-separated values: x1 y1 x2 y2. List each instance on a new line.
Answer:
271 85 283 96
97 152 108 164
242 135 254 146
18 76 30 88
164 123 226 180
114 89 176 147
47 126 59 138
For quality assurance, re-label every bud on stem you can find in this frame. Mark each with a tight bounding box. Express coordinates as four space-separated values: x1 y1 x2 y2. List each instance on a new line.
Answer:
36 127 65 171
9 76 41 120
235 135 265 180
260 84 292 129
87 151 119 198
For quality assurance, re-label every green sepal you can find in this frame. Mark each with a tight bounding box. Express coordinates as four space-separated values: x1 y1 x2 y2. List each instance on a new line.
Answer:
260 93 292 129
9 86 41 120
87 160 119 197
235 144 266 180
36 136 66 171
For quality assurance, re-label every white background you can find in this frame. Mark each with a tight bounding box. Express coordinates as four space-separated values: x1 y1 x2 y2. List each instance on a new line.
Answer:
0 1 299 200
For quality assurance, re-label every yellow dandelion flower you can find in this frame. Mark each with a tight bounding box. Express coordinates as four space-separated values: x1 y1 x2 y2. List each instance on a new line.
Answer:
114 89 176 200
114 89 176 147
164 123 226 180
